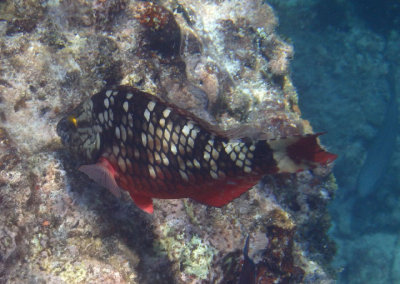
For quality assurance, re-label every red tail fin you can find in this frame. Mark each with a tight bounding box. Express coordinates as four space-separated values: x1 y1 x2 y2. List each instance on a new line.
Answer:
286 133 337 165
267 133 336 173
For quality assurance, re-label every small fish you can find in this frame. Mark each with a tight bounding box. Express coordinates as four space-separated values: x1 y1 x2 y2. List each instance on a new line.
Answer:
57 85 336 214
239 236 256 284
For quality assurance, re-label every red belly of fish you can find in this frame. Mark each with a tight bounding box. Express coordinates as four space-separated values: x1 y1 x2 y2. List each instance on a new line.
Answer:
113 158 262 209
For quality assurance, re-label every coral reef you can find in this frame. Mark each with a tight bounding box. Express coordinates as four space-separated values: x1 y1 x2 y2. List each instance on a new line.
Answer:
0 0 336 282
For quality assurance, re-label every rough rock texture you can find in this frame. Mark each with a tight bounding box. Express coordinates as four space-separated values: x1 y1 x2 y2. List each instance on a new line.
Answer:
0 0 336 283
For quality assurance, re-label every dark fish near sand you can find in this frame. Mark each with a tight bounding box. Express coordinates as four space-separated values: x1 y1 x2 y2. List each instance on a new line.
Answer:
239 236 256 284
57 85 336 213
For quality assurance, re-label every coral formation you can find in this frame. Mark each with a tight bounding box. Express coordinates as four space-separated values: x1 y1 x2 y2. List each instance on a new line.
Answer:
0 0 337 282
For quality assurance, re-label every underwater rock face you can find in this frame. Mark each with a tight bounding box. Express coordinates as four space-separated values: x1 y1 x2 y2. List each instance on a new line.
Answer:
0 0 335 283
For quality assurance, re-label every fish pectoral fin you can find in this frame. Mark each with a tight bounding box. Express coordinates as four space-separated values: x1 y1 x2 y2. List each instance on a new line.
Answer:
128 191 154 214
79 162 123 198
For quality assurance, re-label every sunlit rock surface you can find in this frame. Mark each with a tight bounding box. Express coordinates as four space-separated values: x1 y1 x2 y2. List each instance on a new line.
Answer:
0 0 336 282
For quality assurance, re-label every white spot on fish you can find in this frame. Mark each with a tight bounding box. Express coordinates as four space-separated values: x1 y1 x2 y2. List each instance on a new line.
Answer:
224 143 232 154
106 90 112 97
141 133 147 146
193 159 200 169
127 128 133 139
113 145 119 156
190 128 198 139
123 101 129 112
162 139 169 152
179 135 186 146
164 129 171 141
212 149 219 160
115 126 120 139
188 137 194 148
203 151 210 162
118 157 126 173
159 118 165 127
144 109 150 122
128 113 134 127
154 152 161 164
244 166 251 173
163 108 171 118
98 112 104 124
156 127 163 138
148 122 155 135
148 101 156 111
170 144 177 154
104 98 110 109
166 121 173 132
210 170 218 179
179 144 185 155
182 125 191 136
148 165 156 179
161 152 169 166
172 132 179 144
177 156 186 170
179 169 189 181
147 135 154 150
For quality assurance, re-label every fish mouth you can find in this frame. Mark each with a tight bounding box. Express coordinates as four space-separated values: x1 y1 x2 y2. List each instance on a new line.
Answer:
56 117 72 145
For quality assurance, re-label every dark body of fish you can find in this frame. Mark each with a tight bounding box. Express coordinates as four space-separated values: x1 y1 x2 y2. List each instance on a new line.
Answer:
57 85 336 213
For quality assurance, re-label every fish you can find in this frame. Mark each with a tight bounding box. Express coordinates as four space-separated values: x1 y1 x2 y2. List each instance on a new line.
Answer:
57 85 337 214
239 236 256 284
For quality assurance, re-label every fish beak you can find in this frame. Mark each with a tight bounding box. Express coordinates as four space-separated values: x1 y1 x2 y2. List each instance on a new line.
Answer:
56 117 72 146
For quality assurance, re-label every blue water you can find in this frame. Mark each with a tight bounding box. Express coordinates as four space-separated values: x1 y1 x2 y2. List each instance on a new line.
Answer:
270 1 400 283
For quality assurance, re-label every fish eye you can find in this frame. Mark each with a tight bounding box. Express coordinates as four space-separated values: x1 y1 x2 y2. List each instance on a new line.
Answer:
67 116 78 128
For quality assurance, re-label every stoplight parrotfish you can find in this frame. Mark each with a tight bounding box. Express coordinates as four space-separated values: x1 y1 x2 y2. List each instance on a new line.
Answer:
57 86 337 214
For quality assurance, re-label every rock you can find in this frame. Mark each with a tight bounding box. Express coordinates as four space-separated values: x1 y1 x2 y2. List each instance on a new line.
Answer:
0 0 336 282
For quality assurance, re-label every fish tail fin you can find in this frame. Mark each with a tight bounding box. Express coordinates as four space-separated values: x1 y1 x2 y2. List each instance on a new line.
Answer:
267 133 337 173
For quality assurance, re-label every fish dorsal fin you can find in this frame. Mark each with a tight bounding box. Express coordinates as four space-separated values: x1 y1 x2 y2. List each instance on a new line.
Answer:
79 158 123 198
